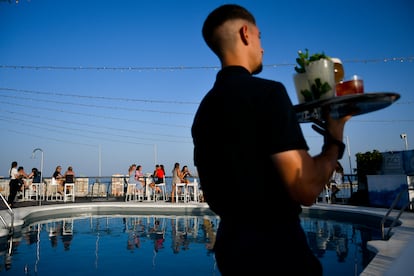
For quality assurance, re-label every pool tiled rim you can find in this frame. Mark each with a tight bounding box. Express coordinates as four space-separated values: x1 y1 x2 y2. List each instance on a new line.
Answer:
1 202 414 275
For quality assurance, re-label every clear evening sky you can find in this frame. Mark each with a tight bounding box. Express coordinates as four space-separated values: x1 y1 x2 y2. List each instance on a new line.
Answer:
1 0 413 177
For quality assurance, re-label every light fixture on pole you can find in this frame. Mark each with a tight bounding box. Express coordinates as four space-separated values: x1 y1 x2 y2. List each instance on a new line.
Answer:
400 133 408 150
32 148 44 206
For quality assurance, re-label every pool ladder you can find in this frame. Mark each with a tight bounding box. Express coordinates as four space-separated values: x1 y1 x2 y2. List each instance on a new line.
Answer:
0 193 14 236
381 188 410 240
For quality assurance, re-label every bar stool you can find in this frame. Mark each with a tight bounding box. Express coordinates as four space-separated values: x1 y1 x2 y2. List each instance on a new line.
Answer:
48 178 63 201
125 183 136 202
155 182 167 201
135 188 144 202
154 177 167 201
64 183 75 202
30 182 45 201
39 182 46 201
175 183 188 203
125 182 143 202
22 179 32 201
186 179 199 203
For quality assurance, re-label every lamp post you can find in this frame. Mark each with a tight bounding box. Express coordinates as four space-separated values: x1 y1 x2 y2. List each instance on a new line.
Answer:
32 148 44 206
400 133 408 150
154 144 158 166
98 144 102 177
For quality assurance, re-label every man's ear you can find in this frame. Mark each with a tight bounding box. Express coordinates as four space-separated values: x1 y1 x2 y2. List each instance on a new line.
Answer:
239 24 249 45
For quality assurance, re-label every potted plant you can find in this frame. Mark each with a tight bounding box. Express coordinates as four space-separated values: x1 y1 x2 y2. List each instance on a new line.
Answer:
294 49 329 73
352 150 383 206
293 49 335 103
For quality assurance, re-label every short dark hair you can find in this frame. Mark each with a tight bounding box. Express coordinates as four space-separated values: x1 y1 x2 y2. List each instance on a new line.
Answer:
202 4 256 54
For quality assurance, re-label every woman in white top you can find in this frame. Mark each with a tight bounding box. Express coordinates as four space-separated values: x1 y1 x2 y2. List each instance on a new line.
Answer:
7 162 28 207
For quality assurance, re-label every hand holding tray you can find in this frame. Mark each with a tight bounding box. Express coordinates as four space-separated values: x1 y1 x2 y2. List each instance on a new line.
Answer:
294 92 400 123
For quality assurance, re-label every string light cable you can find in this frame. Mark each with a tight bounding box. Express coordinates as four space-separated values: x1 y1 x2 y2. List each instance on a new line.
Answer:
1 57 413 71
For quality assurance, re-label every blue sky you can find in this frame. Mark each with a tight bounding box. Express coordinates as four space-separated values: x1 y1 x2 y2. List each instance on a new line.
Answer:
1 0 413 178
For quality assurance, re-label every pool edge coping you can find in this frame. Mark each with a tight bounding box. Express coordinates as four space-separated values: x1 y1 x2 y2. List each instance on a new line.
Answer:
2 202 414 275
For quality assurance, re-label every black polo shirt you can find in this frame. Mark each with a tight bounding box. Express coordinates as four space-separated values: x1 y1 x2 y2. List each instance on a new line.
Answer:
192 66 308 219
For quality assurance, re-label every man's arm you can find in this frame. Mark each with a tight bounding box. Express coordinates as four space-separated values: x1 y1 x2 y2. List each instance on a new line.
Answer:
271 114 351 206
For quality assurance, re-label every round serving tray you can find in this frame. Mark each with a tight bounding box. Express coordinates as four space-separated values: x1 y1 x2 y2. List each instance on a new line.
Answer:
294 92 400 123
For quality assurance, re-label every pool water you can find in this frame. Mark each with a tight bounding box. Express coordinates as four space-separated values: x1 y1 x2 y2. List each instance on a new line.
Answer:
0 215 378 275
301 217 379 275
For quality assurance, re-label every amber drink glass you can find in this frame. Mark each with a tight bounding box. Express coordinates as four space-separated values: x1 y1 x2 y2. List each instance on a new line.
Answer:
336 75 364 96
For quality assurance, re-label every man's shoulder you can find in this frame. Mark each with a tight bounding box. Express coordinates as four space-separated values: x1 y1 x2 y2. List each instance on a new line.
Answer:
251 75 285 89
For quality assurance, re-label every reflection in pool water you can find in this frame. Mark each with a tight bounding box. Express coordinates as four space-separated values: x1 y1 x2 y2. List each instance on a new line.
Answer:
301 217 379 276
0 215 378 275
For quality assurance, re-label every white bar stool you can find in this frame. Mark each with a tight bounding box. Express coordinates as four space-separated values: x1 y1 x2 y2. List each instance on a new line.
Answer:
39 182 46 201
48 178 63 201
125 183 143 202
22 179 32 201
125 183 136 202
175 183 188 203
30 182 45 201
154 182 167 201
64 183 75 202
186 179 199 203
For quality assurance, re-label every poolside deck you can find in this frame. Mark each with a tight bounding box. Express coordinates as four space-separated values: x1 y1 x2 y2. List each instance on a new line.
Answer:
1 199 414 275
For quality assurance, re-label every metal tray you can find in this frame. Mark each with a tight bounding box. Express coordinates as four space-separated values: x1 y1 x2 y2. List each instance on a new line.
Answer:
294 92 400 123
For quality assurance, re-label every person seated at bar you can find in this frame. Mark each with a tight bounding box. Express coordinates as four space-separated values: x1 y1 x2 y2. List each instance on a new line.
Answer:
181 165 193 184
135 165 146 187
52 165 65 194
28 167 41 183
26 167 41 193
64 166 76 183
64 166 76 194
128 164 143 194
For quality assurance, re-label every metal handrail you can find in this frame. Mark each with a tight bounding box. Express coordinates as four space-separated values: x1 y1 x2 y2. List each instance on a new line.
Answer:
381 188 410 240
0 193 14 234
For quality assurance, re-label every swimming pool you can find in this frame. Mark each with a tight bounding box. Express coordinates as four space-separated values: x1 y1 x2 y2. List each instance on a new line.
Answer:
0 210 380 275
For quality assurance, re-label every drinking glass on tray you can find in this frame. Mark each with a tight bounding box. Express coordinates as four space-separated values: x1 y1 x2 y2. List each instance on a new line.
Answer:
335 75 364 96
